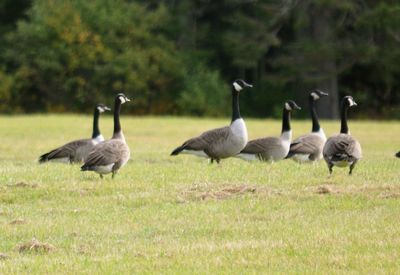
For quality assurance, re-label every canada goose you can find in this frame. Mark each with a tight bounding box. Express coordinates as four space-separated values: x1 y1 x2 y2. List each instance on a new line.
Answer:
237 100 301 162
81 93 130 178
171 79 252 163
286 90 328 162
323 96 362 175
39 104 110 163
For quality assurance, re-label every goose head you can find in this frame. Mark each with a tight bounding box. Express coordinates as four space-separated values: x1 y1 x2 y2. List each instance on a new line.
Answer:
342 96 357 108
96 104 111 113
233 79 253 92
116 93 131 104
309 90 328 101
284 100 301 112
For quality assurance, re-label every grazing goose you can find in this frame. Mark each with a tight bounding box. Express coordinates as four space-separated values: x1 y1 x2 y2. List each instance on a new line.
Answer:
286 90 328 162
81 93 130 178
323 96 362 175
237 100 301 162
171 79 252 163
39 104 110 163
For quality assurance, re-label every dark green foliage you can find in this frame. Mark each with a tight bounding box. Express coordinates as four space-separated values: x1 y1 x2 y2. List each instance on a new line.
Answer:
0 0 399 118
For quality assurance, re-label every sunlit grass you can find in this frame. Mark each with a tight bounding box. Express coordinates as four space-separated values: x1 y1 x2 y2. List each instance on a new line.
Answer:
0 115 399 273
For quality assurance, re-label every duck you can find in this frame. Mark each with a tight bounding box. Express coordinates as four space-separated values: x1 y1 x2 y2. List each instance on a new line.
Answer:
286 90 328 162
81 93 130 178
237 100 301 162
39 104 110 163
171 79 252 163
323 96 362 175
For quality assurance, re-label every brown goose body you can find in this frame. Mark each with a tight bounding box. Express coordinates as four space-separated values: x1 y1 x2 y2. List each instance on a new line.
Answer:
289 131 326 162
39 104 109 164
81 94 130 178
287 90 328 163
236 100 300 162
171 79 252 163
323 96 361 175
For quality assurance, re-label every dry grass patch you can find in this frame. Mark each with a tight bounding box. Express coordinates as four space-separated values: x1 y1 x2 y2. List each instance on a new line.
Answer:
16 238 56 253
6 182 38 188
313 183 400 198
0 253 8 260
180 184 281 202
9 218 26 225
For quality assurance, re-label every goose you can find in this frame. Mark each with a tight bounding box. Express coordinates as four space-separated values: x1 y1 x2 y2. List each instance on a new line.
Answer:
39 104 110 163
81 93 130 178
323 96 362 175
286 90 328 162
170 79 252 163
237 100 301 162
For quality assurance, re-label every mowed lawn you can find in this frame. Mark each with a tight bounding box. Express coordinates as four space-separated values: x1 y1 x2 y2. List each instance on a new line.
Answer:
0 115 399 273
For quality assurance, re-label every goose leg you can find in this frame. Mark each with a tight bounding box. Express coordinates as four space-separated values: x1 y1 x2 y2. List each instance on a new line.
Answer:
349 161 357 175
112 171 116 179
100 174 103 179
216 159 220 164
210 158 214 164
328 163 333 175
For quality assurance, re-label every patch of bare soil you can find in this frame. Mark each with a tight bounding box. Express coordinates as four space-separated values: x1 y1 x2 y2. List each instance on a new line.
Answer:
0 253 8 260
7 182 38 188
316 184 339 194
9 218 26 225
314 184 400 199
16 238 56 253
179 184 275 202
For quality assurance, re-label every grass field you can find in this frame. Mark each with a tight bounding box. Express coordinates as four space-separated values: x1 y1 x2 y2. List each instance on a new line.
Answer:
0 115 399 273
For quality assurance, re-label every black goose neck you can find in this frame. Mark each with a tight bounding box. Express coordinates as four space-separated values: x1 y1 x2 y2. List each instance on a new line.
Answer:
92 107 101 138
340 102 349 134
282 108 291 133
113 98 122 135
309 97 320 132
231 88 241 123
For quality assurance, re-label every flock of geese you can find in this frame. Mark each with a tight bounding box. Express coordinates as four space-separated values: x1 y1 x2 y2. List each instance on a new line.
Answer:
38 80 371 178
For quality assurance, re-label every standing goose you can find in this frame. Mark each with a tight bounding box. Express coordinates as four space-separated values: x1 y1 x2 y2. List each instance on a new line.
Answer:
237 100 301 162
286 90 328 162
39 104 110 163
323 96 362 175
171 79 252 163
81 93 130 178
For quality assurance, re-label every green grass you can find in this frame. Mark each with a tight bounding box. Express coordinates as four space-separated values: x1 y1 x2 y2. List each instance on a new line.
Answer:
0 115 399 273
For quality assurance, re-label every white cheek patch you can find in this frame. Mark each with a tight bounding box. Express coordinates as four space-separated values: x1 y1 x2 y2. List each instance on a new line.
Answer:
285 103 291 110
233 82 242 92
348 98 356 106
119 96 126 104
311 92 319 100
97 107 105 112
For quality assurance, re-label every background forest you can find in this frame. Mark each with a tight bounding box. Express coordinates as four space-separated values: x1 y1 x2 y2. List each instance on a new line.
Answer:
0 0 399 119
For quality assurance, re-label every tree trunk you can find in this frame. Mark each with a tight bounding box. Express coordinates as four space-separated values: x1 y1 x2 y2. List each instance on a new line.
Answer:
310 7 339 119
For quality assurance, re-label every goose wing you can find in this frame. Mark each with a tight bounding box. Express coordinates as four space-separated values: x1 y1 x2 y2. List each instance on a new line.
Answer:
241 137 282 154
39 139 91 162
289 134 324 155
83 140 128 167
181 126 230 151
323 134 362 160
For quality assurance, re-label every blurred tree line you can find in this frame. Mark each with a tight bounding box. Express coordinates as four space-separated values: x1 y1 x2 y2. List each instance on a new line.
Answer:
0 0 399 118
